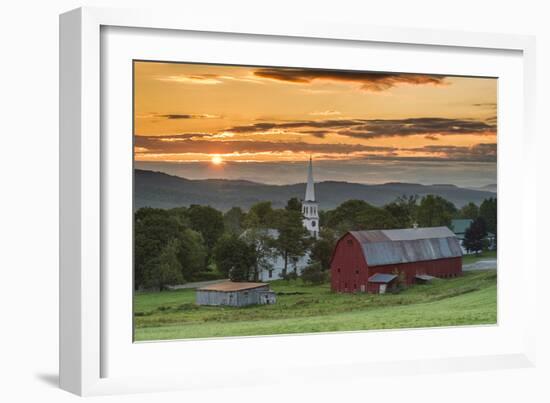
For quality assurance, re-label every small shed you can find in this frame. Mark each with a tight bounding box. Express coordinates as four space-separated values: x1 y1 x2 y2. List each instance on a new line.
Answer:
196 281 276 307
367 273 398 294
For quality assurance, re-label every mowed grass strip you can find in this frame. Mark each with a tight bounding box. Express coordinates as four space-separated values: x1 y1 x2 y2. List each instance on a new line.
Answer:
461 250 497 265
134 270 497 341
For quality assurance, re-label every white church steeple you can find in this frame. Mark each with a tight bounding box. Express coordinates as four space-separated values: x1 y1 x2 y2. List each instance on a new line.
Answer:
305 156 315 202
302 156 319 238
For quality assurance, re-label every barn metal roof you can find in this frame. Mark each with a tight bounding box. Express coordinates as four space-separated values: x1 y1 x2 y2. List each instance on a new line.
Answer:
197 281 268 292
350 227 462 267
368 273 398 283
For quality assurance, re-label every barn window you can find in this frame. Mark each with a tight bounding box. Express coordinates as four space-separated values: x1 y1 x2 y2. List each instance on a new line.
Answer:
337 268 341 273
347 239 353 246
355 269 359 275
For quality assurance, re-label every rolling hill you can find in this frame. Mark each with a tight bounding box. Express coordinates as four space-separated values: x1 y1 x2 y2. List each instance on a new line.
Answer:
135 169 496 211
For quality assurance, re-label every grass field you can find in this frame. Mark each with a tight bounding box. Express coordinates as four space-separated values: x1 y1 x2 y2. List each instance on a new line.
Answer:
462 250 497 265
134 268 497 341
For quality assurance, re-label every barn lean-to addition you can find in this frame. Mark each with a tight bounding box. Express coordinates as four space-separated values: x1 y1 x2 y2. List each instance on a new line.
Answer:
330 227 462 294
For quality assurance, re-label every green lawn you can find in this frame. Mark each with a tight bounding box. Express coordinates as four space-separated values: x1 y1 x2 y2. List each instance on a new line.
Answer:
134 270 497 341
462 250 497 265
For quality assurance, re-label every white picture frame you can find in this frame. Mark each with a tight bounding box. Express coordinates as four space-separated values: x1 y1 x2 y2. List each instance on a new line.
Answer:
60 6 537 396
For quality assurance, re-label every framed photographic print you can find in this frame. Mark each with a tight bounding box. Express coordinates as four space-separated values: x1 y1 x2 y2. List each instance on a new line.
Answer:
132 60 498 342
60 7 537 396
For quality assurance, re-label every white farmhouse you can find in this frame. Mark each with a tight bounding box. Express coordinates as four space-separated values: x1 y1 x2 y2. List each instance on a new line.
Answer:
246 158 319 281
254 229 310 281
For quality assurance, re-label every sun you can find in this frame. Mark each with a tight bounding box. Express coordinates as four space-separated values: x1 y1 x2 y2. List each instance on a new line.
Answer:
211 155 223 165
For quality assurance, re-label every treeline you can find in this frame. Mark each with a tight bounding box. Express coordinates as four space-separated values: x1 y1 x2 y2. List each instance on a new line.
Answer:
135 195 497 290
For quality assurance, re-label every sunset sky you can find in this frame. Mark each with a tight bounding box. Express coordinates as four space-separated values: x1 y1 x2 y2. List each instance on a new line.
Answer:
134 61 497 187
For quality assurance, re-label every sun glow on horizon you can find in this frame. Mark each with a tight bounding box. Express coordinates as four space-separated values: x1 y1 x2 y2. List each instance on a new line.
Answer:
211 155 223 165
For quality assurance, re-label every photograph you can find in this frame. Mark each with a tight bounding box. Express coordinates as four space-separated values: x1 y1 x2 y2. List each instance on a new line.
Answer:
133 60 498 341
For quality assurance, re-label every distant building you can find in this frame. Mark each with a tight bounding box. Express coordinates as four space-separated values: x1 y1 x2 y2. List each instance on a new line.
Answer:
241 228 310 281
196 281 276 307
451 218 496 254
451 218 473 254
242 158 318 281
330 227 462 294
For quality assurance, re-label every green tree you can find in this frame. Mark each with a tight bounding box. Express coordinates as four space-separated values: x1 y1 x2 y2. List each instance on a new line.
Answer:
458 202 479 219
416 195 457 227
325 199 399 233
168 206 190 227
223 206 245 236
356 208 398 230
134 208 186 290
285 197 302 212
275 209 311 275
213 235 256 281
463 217 488 254
244 201 276 228
186 205 225 252
384 195 418 228
240 228 276 281
324 200 370 232
479 197 497 236
177 228 208 281
142 239 183 291
309 228 337 271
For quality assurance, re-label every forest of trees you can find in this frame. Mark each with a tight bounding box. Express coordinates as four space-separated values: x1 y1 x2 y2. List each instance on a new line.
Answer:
134 195 497 290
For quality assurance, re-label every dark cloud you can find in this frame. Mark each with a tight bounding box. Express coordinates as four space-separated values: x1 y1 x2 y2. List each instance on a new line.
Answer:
301 130 331 138
160 114 195 119
158 113 220 120
253 68 447 91
139 133 215 140
472 102 497 108
135 136 396 155
228 119 362 134
224 117 496 139
135 134 496 163
338 118 496 139
403 143 497 162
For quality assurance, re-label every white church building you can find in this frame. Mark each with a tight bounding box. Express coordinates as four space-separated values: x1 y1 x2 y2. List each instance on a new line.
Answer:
254 157 319 281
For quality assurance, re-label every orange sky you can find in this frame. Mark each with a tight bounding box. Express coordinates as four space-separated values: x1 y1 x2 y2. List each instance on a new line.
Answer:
134 61 496 167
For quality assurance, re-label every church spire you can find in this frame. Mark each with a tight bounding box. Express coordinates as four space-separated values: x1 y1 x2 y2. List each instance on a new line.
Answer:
305 156 315 202
302 156 319 239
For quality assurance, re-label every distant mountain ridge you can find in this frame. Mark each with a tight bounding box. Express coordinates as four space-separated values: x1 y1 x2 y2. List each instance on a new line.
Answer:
135 169 496 211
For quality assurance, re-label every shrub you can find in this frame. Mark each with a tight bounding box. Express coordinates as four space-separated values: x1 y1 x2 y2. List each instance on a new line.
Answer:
301 262 328 285
281 271 298 282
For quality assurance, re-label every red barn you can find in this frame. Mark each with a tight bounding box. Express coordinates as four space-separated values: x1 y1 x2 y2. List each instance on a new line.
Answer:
330 227 462 293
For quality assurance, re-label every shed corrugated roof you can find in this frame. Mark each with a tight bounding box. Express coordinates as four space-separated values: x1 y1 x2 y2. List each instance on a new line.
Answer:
350 227 462 267
197 281 268 292
368 273 398 283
